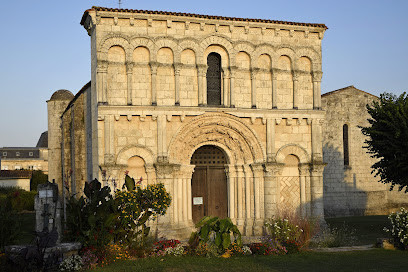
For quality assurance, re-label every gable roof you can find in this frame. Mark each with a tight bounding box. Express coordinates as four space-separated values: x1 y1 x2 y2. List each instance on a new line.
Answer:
82 6 327 29
322 85 378 99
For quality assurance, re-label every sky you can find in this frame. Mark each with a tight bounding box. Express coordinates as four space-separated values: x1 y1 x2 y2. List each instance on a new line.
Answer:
0 0 407 147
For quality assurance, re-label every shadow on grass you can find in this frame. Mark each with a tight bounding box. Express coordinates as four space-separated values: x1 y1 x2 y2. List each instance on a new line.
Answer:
92 249 408 272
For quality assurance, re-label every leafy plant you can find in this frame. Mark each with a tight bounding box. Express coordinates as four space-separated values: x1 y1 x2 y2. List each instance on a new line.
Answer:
64 179 117 248
309 223 357 248
360 92 408 192
384 207 408 250
189 216 242 255
114 174 171 249
30 170 48 191
0 198 21 251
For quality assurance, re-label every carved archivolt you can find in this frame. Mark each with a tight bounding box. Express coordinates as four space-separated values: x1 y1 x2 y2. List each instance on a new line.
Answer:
275 144 310 164
168 113 265 165
116 145 155 165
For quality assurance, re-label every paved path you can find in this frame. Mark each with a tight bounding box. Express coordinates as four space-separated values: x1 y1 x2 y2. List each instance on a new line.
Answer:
310 245 374 252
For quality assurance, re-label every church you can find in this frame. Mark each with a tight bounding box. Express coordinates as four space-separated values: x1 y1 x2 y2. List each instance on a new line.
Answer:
47 7 407 238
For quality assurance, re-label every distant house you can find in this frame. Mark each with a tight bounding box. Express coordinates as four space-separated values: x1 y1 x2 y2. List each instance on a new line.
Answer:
0 170 32 191
0 131 49 173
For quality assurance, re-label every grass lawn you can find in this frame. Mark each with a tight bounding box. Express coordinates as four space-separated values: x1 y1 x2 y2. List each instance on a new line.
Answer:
92 249 408 272
325 215 391 245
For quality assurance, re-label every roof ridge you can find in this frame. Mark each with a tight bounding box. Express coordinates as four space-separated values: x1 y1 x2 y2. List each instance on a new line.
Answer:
322 86 378 98
86 6 327 29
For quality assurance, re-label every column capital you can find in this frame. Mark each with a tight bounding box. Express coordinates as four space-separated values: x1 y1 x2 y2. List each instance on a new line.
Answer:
126 62 134 73
312 71 323 82
310 163 326 176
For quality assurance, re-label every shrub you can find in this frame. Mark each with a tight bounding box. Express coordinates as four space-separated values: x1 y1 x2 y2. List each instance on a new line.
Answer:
64 179 117 248
384 207 408 250
114 175 171 249
248 241 287 255
30 170 48 191
189 216 242 255
58 255 83 272
265 212 319 252
1 188 36 211
0 198 21 251
310 223 357 248
165 244 184 257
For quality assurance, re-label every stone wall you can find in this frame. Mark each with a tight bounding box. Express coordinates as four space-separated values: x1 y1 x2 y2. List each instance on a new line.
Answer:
322 86 408 216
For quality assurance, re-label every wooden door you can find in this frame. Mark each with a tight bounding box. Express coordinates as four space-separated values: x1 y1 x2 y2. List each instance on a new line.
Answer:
191 146 227 224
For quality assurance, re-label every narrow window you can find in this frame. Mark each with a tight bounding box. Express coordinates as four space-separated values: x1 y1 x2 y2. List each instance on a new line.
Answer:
206 52 222 106
343 124 349 166
29 152 33 156
2 152 6 157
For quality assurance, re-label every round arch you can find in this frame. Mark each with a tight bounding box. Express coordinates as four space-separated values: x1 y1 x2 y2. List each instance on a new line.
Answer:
116 145 155 165
275 144 310 164
168 113 265 165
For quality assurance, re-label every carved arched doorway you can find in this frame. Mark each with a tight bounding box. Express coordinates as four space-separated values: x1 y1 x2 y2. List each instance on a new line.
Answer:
190 145 228 223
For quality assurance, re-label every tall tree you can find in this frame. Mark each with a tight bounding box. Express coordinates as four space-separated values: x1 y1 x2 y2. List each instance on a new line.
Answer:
361 92 408 192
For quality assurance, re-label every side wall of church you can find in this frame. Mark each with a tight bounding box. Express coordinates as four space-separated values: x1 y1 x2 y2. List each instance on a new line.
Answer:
61 87 91 195
322 87 408 217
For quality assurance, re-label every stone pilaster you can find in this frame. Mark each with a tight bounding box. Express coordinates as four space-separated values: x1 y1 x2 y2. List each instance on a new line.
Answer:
272 68 278 109
251 68 258 109
292 72 299 109
126 62 133 105
150 62 158 106
313 71 323 109
174 63 181 105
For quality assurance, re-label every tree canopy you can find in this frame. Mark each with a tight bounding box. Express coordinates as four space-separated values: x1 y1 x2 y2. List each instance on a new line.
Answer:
361 92 408 192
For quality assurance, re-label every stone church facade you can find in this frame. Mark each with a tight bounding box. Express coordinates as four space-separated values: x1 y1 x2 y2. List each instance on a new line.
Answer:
47 7 406 238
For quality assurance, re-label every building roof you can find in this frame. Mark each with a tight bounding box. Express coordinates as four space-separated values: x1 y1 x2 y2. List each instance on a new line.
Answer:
36 131 48 148
62 81 91 116
50 89 74 101
82 6 327 29
322 85 379 99
0 170 32 179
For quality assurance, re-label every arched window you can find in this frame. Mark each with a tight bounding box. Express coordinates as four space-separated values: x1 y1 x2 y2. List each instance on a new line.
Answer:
206 53 222 106
343 124 349 166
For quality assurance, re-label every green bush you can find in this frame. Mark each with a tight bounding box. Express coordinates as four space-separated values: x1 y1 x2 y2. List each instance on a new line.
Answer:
2 188 37 212
114 175 171 249
384 207 408 250
189 216 242 255
30 170 48 191
310 223 357 248
0 198 21 251
65 179 116 248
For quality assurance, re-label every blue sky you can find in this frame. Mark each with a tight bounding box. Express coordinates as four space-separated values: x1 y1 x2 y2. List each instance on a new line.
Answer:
0 0 407 146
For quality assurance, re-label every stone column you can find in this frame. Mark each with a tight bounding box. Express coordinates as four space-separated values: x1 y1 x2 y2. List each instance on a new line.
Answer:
311 119 324 163
236 165 245 232
292 72 299 109
126 62 133 105
310 164 325 219
250 163 265 235
174 64 181 106
313 71 323 109
226 165 236 224
157 115 167 162
251 68 258 109
145 165 156 185
229 67 236 107
272 69 278 109
197 65 206 106
243 164 253 235
97 61 108 104
103 115 114 165
222 68 230 106
150 62 158 106
266 118 276 162
264 163 283 219
299 165 309 217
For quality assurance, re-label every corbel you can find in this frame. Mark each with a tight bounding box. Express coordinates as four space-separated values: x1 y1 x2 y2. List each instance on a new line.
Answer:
200 22 205 31
286 118 293 126
275 118 282 125
114 17 118 25
114 115 120 121
185 21 190 30
139 115 146 122
250 116 256 124
147 19 153 27
127 115 132 121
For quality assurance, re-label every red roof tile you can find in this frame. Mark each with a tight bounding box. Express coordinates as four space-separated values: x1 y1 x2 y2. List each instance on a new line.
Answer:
82 6 327 29
0 170 32 179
